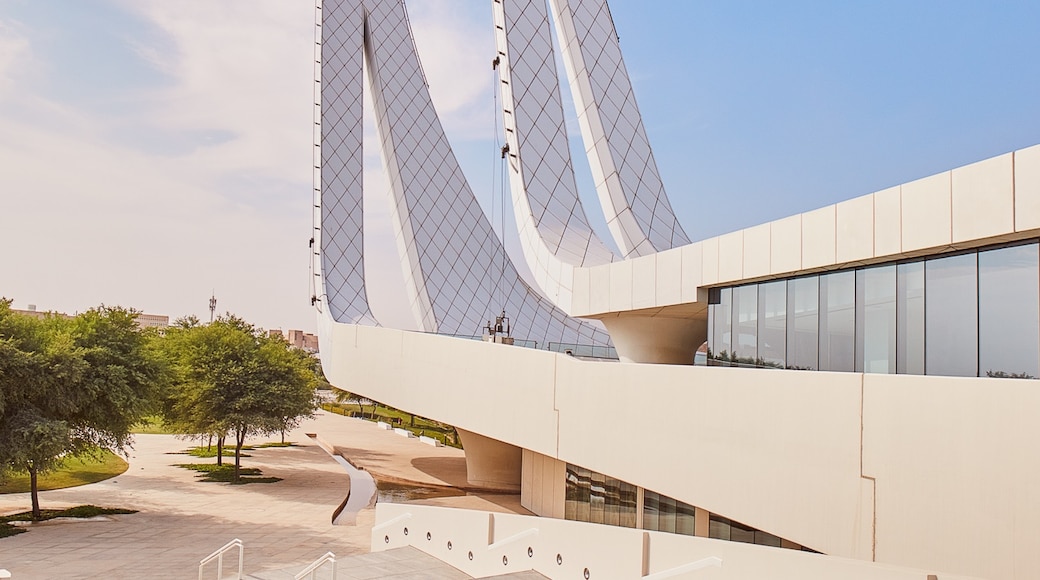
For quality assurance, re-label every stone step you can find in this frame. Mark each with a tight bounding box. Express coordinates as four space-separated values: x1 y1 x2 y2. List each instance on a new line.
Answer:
247 546 470 580
476 571 549 579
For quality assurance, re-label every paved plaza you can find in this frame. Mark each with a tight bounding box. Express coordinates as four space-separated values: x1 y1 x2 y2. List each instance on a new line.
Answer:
0 410 526 579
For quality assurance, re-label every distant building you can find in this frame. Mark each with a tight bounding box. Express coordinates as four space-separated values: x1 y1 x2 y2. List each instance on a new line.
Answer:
12 305 71 320
270 329 319 353
11 305 168 331
135 313 170 330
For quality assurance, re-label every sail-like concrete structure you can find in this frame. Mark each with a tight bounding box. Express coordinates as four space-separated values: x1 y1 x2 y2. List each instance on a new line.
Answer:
318 0 609 347
315 1 1040 578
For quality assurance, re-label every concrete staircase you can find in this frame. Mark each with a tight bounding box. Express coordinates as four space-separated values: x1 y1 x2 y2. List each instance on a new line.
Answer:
246 546 546 580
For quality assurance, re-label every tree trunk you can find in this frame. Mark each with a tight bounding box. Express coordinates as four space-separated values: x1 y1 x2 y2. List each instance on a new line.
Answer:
280 428 285 444
29 463 41 520
234 429 246 482
216 435 224 466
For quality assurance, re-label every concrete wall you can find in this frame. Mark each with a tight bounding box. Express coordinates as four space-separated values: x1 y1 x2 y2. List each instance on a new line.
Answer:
862 374 1040 579
372 503 979 579
321 319 1040 578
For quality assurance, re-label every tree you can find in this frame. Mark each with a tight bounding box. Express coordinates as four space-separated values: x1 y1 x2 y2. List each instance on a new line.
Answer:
159 315 319 481
159 317 230 463
332 387 364 416
0 302 163 519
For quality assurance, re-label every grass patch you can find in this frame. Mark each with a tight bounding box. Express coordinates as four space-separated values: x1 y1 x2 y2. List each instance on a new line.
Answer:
175 463 282 485
182 447 246 458
0 451 128 494
131 415 183 435
176 441 294 458
0 505 136 539
252 441 296 448
322 402 461 448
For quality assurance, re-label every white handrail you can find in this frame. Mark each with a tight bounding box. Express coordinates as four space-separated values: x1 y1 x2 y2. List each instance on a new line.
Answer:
294 552 337 580
372 512 412 533
198 538 244 580
487 527 539 551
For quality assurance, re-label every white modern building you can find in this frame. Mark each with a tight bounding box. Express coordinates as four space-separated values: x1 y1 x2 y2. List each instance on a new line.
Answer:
314 1 1040 578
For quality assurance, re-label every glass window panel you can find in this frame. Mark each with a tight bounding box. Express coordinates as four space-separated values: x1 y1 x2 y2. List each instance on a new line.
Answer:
710 288 733 364
926 253 979 377
643 490 660 531
730 519 756 544
897 262 925 375
758 281 787 368
708 515 731 541
619 481 638 528
604 477 621 526
707 304 716 361
575 466 591 523
979 244 1040 379
856 266 897 374
755 530 782 547
590 471 606 524
787 277 819 370
658 494 677 534
732 285 758 364
820 271 856 371
565 464 578 521
675 500 697 536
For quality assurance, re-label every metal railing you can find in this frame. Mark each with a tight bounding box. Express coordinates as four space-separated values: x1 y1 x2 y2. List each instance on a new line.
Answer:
294 552 337 580
423 332 619 359
547 342 619 360
198 538 243 580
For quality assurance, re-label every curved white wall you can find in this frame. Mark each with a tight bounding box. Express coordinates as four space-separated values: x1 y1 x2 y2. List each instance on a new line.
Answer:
319 318 1040 578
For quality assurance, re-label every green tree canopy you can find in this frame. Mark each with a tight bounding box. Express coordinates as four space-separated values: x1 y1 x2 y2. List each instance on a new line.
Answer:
0 301 163 519
159 315 319 480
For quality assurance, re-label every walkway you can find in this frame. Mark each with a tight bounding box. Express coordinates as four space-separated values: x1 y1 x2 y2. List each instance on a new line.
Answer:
0 410 526 579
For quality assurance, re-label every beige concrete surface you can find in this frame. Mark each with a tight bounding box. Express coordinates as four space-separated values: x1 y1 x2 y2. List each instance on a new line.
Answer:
0 410 526 579
250 546 471 580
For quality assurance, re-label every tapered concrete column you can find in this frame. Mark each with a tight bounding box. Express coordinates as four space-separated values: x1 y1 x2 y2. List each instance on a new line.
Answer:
456 428 522 491
600 315 706 364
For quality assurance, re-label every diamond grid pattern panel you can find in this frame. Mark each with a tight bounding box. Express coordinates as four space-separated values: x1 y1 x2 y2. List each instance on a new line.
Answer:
495 0 615 269
320 0 378 325
549 0 691 258
320 0 609 347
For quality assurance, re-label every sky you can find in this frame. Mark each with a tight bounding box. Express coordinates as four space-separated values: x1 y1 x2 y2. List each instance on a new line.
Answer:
0 1 1038 333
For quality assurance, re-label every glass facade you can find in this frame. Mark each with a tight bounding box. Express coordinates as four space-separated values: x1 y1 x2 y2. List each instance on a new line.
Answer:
925 253 978 377
978 245 1040 379
758 281 787 368
565 464 636 528
643 490 696 535
856 266 896 373
707 240 1040 379
565 463 801 549
896 262 925 374
709 515 782 547
787 276 819 370
732 285 758 363
819 272 856 372
708 288 733 360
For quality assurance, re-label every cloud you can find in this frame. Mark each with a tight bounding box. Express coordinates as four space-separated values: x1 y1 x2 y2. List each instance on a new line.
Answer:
407 0 496 140
0 1 508 334
0 18 31 96
116 1 316 196
0 2 322 331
